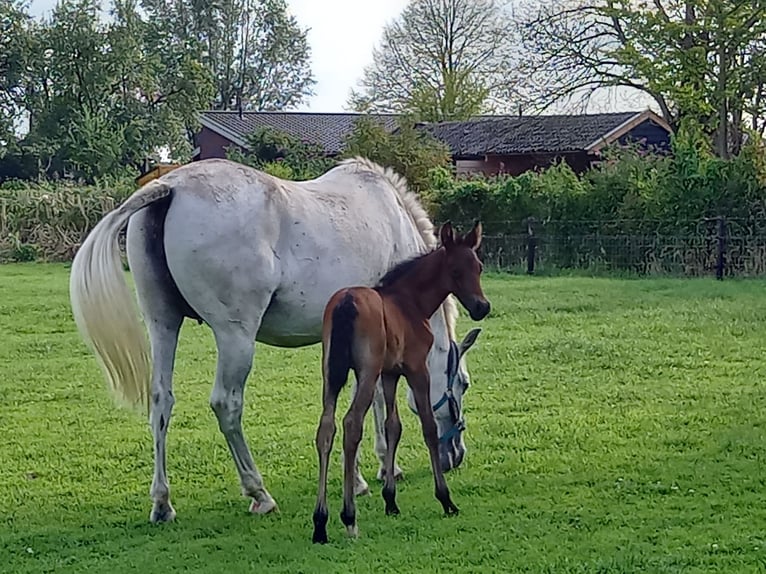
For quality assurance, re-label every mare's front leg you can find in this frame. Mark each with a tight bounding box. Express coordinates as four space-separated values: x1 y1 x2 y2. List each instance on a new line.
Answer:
209 323 277 514
407 367 459 516
341 367 380 538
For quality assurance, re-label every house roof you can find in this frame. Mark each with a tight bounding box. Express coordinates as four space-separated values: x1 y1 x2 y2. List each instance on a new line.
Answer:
417 111 665 156
199 111 400 155
197 109 671 158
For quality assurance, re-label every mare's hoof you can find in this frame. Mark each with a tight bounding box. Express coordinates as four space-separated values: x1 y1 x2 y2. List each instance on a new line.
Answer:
249 498 278 515
149 502 176 524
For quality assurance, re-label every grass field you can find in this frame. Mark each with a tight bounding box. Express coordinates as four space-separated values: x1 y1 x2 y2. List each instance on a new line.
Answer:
1 263 766 573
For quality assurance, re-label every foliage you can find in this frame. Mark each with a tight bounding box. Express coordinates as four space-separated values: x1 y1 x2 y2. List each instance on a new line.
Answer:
2 0 215 182
426 130 766 234
341 115 452 191
140 0 314 112
515 0 766 157
3 267 766 572
226 126 334 180
349 0 518 121
0 174 136 262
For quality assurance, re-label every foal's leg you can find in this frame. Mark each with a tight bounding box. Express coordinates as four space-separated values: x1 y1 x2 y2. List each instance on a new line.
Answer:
348 377 402 494
341 367 380 538
380 373 402 516
312 367 342 544
209 324 276 514
373 377 404 482
347 377 370 497
407 369 459 516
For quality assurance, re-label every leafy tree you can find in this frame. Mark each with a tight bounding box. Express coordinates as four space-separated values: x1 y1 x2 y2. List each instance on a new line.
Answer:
341 115 452 191
0 0 31 152
7 0 214 181
515 0 766 157
140 0 315 111
349 0 518 121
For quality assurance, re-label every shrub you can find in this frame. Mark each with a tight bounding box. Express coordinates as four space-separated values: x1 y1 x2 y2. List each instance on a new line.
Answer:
0 175 135 262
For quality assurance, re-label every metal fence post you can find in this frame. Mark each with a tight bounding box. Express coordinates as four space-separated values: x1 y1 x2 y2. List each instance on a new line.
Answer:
526 217 536 275
716 215 726 280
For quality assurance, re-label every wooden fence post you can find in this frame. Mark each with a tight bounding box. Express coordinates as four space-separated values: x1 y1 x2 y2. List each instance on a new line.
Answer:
526 217 536 275
716 215 726 280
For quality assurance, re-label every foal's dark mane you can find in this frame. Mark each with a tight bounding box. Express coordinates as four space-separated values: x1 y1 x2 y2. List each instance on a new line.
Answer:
374 250 436 292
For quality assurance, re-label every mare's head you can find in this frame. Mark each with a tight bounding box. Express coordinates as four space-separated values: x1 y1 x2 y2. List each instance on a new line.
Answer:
439 221 491 321
406 324 483 471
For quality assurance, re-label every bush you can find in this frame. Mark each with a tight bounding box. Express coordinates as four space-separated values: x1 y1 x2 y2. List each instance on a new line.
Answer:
0 175 135 262
226 127 334 180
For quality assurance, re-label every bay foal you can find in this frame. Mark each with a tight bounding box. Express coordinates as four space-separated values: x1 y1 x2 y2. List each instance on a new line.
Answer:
312 221 490 544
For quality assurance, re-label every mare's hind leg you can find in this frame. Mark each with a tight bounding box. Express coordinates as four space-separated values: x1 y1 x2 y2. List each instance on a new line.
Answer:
126 207 184 523
209 323 276 514
407 368 459 516
146 317 183 523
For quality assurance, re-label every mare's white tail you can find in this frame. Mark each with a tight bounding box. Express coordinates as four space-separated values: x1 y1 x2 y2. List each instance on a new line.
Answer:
69 179 173 412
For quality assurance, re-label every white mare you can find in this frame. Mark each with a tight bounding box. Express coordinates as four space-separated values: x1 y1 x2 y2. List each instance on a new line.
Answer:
69 157 481 522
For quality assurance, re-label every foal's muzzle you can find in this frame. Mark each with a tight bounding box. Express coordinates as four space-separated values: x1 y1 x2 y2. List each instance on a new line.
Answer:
469 298 491 321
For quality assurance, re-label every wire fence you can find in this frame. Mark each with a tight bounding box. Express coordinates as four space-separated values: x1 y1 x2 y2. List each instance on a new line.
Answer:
465 217 766 278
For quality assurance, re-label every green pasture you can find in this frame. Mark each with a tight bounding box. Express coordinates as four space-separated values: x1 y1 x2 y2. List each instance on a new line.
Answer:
1 264 765 573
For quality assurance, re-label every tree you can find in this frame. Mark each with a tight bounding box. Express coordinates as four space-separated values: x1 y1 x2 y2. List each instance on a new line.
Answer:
0 0 31 152
7 0 215 181
140 0 315 111
348 0 519 122
341 115 452 191
515 0 766 157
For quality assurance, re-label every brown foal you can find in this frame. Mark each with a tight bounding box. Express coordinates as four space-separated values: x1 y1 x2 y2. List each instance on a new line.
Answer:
311 221 491 544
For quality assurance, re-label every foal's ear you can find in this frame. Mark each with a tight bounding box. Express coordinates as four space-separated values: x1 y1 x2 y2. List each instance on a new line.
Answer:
440 221 456 248
463 221 483 251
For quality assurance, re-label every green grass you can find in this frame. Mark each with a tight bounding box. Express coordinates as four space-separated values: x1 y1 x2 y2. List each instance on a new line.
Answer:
2 264 766 573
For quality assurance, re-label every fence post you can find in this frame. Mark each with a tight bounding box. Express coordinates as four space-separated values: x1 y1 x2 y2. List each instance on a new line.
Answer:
716 215 726 280
526 217 536 275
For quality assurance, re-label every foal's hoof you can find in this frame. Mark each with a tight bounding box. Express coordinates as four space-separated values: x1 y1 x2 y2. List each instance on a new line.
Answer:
249 497 278 515
444 503 459 516
312 529 329 544
345 524 359 538
149 502 176 524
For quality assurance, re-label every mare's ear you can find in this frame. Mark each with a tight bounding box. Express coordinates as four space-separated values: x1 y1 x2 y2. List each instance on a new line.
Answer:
440 221 455 249
463 221 483 251
458 328 481 358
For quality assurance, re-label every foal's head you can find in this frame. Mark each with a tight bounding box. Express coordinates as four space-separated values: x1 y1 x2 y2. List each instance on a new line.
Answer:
438 221 491 321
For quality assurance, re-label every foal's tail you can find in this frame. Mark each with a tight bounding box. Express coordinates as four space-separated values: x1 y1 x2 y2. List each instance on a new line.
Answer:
326 292 358 395
69 179 173 413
